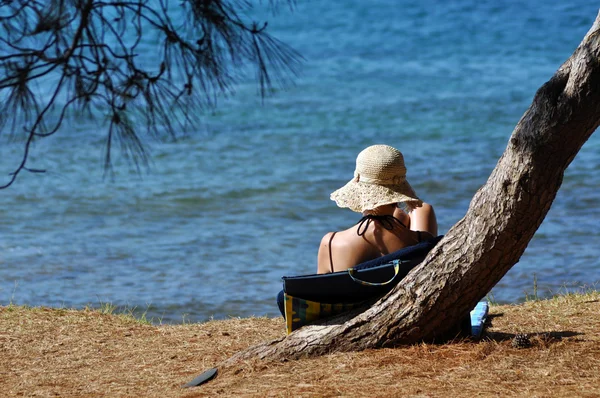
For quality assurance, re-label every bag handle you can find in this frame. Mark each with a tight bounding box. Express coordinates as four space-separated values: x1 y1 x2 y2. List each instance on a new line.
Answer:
347 259 407 286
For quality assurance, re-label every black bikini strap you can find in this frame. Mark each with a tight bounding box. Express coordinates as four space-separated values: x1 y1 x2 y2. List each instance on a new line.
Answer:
328 231 337 273
356 214 407 236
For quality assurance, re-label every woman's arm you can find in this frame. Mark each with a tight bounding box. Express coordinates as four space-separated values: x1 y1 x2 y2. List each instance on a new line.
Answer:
409 202 438 236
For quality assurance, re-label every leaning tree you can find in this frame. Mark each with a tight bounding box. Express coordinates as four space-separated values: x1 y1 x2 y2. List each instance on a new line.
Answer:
0 0 302 188
196 10 600 373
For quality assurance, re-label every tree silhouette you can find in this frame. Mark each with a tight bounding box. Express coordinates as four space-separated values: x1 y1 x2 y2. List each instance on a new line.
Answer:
0 0 302 188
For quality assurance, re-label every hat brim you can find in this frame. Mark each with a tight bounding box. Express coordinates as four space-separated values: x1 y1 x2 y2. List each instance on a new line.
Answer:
330 179 421 213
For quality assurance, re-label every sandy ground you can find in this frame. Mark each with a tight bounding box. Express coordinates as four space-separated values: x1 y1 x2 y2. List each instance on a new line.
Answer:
1 292 599 397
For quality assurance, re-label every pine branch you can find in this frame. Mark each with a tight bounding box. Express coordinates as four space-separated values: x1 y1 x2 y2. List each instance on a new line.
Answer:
0 0 302 188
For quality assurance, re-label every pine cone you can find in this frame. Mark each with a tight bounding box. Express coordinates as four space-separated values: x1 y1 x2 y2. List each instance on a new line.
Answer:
512 333 531 348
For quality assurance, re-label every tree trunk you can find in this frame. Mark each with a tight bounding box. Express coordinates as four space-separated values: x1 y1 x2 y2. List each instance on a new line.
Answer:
225 11 600 364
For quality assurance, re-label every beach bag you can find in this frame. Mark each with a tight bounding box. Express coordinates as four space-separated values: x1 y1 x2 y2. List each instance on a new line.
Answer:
282 236 442 333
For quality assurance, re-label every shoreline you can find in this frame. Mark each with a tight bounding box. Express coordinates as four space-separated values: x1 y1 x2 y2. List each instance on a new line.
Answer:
2 291 599 397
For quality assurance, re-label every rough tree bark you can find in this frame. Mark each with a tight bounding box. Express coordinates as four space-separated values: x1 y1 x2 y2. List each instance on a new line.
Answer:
225 11 600 364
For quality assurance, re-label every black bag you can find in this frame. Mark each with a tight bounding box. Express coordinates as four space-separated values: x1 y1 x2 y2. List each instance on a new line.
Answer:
282 235 442 304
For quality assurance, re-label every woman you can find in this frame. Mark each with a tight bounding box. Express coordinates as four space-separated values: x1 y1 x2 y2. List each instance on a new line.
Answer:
317 144 438 274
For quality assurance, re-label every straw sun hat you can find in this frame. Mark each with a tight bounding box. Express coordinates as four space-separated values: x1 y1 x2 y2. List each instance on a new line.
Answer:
330 145 421 213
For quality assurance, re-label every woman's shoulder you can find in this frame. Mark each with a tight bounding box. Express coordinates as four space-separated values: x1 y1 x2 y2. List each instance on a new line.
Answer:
317 229 360 273
320 231 335 245
320 227 361 246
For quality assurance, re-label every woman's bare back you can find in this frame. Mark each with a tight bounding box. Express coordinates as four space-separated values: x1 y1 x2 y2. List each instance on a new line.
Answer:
317 207 432 274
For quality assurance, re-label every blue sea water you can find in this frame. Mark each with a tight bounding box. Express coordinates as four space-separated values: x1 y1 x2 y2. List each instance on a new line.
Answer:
1 1 599 323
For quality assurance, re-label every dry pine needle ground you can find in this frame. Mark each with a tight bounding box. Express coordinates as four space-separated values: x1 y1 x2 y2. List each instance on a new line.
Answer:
1 292 599 397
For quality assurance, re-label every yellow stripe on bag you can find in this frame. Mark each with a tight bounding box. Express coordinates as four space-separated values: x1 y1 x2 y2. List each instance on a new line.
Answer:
284 293 295 334
284 293 369 334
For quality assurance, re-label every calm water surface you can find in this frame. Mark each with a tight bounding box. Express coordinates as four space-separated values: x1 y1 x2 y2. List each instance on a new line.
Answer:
1 1 599 323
